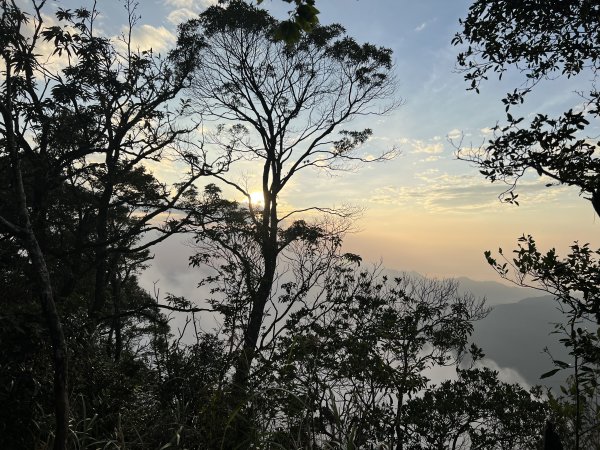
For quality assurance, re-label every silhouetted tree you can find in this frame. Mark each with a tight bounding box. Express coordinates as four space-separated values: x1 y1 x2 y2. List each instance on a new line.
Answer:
181 0 397 423
269 270 488 449
405 368 548 449
454 3 600 447
0 1 211 446
486 237 600 448
453 0 600 212
1 2 70 446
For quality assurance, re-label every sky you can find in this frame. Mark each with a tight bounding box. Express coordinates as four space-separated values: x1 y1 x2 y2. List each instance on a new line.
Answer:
40 0 600 285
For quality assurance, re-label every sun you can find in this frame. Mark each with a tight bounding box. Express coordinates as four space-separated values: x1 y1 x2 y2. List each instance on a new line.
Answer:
249 191 264 207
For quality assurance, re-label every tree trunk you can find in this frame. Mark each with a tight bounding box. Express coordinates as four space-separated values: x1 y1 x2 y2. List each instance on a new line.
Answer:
20 176 69 450
232 263 276 390
91 188 111 320
228 186 279 443
111 270 123 362
232 183 279 395
90 149 117 321
26 233 70 450
4 112 69 450
227 267 275 445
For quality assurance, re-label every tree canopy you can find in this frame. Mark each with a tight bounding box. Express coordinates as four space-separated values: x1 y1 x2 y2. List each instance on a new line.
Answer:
453 0 600 212
257 0 320 42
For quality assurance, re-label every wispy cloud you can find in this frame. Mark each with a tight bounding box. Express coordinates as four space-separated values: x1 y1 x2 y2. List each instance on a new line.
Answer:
447 128 463 141
369 173 569 213
476 359 531 389
414 17 437 33
167 8 198 24
415 22 427 32
164 0 217 24
126 24 176 53
164 0 210 8
397 137 447 155
412 141 444 154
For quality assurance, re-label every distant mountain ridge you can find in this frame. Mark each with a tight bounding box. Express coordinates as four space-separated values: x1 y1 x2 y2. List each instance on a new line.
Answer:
471 295 570 392
382 268 540 306
454 276 542 306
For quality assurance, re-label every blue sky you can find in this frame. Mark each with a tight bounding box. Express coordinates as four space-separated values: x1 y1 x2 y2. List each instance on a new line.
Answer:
45 0 600 281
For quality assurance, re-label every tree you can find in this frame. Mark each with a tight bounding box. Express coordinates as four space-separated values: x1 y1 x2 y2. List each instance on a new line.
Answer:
485 237 600 448
218 0 321 43
454 4 600 447
267 270 488 449
0 1 210 447
36 1 215 325
182 0 397 412
404 368 548 449
453 0 600 213
0 2 70 446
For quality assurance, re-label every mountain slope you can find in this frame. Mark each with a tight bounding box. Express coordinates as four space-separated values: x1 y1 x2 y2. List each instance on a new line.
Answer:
455 276 540 306
381 268 540 306
472 295 570 392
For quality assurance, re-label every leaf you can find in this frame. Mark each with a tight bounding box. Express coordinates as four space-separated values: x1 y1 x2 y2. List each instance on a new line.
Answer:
552 360 570 369
540 368 561 379
342 253 362 266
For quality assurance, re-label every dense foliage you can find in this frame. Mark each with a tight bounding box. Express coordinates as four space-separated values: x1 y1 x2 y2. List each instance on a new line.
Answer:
454 0 600 211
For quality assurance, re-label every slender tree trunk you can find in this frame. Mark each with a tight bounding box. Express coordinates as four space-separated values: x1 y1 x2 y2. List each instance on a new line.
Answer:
227 274 275 445
8 129 69 450
232 258 277 390
111 270 123 362
232 181 279 393
91 188 111 320
2 99 69 449
394 397 404 450
91 147 117 321
27 232 70 450
571 314 581 450
394 353 411 450
228 183 279 444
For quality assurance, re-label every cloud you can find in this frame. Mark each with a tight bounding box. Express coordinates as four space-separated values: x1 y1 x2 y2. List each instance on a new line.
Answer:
414 18 437 33
447 128 463 141
421 155 442 162
475 358 531 389
164 0 201 8
413 141 444 154
138 232 220 336
402 138 446 156
415 168 440 179
167 8 198 24
415 22 427 32
425 358 530 390
164 0 218 24
126 24 177 53
369 173 570 213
